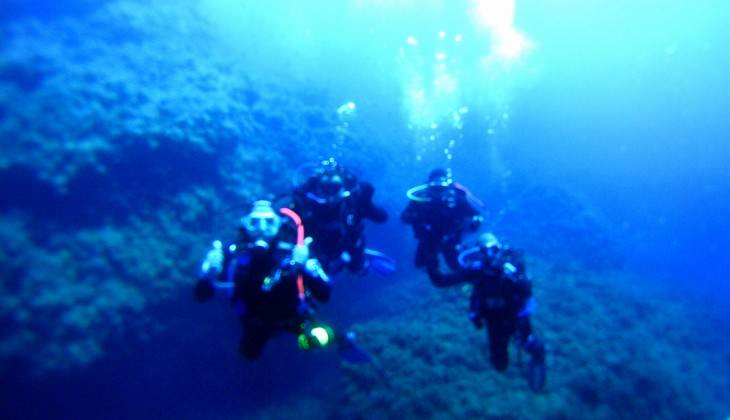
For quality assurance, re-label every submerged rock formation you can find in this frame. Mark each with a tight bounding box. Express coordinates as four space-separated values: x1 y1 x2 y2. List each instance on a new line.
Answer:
0 1 344 375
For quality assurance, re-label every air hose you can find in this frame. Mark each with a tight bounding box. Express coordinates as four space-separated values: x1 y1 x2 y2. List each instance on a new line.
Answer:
278 207 306 301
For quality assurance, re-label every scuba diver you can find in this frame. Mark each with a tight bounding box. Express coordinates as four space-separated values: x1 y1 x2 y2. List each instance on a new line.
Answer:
428 232 547 391
292 158 392 275
401 168 483 280
194 200 370 361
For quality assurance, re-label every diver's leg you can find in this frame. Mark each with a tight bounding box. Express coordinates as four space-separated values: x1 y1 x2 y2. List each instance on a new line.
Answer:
415 239 438 269
442 238 462 271
486 315 511 371
239 320 271 360
347 236 367 273
523 325 546 391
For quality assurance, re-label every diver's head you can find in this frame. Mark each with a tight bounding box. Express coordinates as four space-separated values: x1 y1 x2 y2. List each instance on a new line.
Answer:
312 158 350 204
478 232 502 258
241 200 281 243
428 168 453 186
317 173 345 200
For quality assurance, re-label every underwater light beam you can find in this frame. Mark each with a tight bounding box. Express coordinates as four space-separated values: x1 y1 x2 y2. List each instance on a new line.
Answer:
472 0 531 60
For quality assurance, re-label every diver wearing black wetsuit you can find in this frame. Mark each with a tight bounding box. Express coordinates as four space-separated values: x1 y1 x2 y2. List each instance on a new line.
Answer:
401 168 482 282
292 158 388 275
428 232 546 390
195 200 332 359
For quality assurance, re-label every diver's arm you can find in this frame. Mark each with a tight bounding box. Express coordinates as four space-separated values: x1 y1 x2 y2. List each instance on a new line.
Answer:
195 240 239 301
289 241 331 303
468 278 486 328
365 204 388 224
507 263 533 304
400 201 418 224
358 182 388 223
499 256 534 314
195 240 224 301
199 240 224 278
515 279 536 321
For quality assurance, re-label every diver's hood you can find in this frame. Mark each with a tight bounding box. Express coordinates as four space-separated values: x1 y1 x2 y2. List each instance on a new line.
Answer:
241 200 282 240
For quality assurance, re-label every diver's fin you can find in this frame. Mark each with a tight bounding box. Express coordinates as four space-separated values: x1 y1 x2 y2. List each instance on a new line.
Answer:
526 341 546 391
338 332 374 364
364 248 396 275
528 357 547 391
338 332 390 383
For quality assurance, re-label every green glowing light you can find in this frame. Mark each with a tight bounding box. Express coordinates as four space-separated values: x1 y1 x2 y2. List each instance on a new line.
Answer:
310 326 331 346
298 333 310 350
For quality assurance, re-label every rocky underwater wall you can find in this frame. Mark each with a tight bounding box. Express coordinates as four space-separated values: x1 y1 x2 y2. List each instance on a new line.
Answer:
0 0 351 376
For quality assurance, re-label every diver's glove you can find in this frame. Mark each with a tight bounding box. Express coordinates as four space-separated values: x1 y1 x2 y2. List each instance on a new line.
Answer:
292 244 310 265
291 237 313 268
199 240 224 280
195 240 224 302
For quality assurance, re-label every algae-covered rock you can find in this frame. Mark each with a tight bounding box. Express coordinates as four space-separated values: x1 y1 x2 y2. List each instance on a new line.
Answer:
337 263 728 419
0 1 347 375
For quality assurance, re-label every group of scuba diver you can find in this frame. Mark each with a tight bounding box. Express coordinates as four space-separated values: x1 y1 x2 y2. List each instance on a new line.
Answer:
194 159 546 391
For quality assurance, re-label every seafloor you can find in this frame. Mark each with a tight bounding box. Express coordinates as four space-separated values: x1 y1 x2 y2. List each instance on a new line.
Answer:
1 2 728 419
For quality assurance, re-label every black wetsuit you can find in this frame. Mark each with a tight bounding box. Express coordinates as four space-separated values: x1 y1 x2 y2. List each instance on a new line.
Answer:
401 184 481 276
429 248 539 371
196 236 331 360
293 178 387 274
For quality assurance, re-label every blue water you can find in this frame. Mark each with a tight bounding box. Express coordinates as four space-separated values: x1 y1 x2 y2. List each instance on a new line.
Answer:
1 1 729 418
